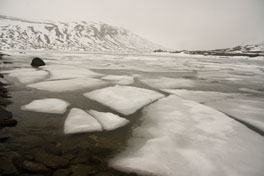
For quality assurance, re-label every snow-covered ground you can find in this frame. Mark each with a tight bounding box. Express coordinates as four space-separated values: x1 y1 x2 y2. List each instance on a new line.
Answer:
2 51 264 176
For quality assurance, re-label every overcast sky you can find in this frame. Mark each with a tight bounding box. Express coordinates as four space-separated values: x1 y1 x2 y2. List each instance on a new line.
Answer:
0 0 264 50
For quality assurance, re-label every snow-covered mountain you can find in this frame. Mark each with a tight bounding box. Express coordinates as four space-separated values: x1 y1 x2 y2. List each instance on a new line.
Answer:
0 15 162 52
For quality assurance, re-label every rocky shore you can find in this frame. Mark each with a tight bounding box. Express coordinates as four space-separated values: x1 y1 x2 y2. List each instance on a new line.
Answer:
0 53 137 176
154 43 264 58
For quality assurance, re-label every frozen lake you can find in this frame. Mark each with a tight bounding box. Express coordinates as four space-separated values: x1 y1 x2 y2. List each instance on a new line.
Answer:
1 52 264 176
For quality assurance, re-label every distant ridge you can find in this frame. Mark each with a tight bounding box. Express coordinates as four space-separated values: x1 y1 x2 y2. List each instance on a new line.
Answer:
0 15 163 52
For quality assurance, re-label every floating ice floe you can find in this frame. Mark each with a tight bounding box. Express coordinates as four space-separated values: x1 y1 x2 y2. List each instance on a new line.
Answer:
84 86 164 115
207 98 264 132
21 98 69 114
139 77 195 89
239 88 264 94
64 108 102 134
43 65 103 80
3 68 49 84
28 77 108 92
110 95 264 176
161 89 241 103
88 110 129 131
101 75 134 85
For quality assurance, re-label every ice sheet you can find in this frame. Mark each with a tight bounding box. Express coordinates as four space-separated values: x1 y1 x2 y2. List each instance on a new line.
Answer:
162 89 241 103
64 108 102 134
88 110 129 131
21 98 69 114
42 65 103 80
27 77 108 92
110 95 264 176
139 77 195 89
207 98 264 132
4 68 49 84
101 75 134 85
84 86 165 115
239 88 264 94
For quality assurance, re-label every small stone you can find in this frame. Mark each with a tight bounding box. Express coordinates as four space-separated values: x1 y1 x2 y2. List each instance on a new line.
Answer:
23 160 50 173
35 151 69 168
20 174 45 176
94 172 115 176
70 164 93 176
31 57 45 67
53 168 71 176
24 154 34 160
71 155 88 164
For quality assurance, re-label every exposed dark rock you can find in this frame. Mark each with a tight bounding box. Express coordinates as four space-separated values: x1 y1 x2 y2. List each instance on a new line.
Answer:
23 160 50 173
0 118 17 127
35 151 70 168
53 168 71 176
0 133 11 142
31 57 45 67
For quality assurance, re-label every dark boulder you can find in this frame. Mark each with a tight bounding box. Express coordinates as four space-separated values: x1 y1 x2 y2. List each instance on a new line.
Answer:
0 118 17 127
31 57 45 67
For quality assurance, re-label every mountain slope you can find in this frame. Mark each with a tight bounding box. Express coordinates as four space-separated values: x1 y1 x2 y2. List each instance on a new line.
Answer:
0 15 161 52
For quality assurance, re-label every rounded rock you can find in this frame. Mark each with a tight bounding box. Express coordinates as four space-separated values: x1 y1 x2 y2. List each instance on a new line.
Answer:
31 57 45 67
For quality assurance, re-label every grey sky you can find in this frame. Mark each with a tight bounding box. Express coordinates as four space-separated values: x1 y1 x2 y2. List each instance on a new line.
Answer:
0 0 264 50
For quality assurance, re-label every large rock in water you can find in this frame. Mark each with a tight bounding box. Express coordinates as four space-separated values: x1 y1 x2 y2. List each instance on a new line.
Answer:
31 57 45 67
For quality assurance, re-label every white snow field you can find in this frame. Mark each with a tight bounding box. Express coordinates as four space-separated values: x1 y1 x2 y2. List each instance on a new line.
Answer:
110 95 264 176
139 77 195 89
21 98 69 114
83 85 165 115
64 108 102 134
28 77 108 92
88 110 129 131
207 98 264 132
3 68 49 84
101 75 134 85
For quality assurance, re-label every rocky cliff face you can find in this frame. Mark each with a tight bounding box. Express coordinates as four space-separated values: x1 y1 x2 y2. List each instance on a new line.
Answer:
0 15 161 52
